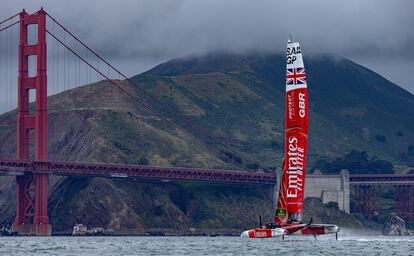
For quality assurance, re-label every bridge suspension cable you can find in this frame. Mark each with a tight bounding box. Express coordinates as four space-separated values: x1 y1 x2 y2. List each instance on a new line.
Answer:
0 11 45 114
0 13 19 26
0 10 273 172
44 11 272 173
0 13 19 114
45 28 247 171
0 13 20 33
0 10 251 171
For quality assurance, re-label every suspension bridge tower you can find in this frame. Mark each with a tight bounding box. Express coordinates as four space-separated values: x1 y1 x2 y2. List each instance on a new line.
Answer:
11 8 51 236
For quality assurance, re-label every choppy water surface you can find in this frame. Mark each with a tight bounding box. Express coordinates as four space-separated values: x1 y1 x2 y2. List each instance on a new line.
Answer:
1 233 413 256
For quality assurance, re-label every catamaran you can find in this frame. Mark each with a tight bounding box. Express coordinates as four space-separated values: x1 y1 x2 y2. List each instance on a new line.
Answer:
241 38 339 239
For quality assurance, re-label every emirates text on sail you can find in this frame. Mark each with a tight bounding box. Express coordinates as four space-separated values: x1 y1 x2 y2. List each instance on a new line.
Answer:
287 136 304 198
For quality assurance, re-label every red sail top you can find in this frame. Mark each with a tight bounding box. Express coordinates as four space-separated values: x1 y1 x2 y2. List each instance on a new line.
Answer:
275 40 309 225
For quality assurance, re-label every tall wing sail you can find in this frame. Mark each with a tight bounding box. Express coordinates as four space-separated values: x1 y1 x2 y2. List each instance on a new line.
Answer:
275 40 309 225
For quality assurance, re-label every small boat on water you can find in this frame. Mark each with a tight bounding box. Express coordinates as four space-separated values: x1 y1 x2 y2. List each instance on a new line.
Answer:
241 37 339 239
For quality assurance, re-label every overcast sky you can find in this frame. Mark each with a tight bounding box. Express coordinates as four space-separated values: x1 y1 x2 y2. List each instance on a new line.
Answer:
0 0 413 94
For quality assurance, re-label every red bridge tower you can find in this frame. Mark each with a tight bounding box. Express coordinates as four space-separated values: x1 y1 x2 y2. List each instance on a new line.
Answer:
11 8 51 236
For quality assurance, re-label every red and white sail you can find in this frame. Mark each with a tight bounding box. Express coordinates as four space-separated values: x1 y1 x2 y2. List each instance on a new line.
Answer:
275 39 309 225
241 38 338 239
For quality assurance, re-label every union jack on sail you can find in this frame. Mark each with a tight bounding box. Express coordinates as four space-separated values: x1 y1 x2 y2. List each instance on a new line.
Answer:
286 68 306 85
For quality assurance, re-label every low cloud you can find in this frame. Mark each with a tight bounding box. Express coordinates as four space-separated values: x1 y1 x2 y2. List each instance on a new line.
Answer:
0 0 413 92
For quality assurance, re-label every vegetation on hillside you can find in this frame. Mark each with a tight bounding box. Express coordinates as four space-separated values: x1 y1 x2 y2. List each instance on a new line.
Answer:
313 150 394 174
1 52 414 232
399 145 414 166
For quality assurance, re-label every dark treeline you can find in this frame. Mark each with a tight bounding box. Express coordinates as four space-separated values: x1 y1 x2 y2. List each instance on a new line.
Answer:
313 150 394 174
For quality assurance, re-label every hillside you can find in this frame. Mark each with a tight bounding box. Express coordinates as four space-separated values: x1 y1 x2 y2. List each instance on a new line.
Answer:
1 52 413 233
141 52 414 167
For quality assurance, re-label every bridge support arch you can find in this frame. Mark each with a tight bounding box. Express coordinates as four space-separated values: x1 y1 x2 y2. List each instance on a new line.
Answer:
395 185 414 222
11 8 51 236
353 185 381 221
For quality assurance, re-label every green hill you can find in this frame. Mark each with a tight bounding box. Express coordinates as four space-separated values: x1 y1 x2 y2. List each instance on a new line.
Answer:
0 52 413 233
141 52 414 167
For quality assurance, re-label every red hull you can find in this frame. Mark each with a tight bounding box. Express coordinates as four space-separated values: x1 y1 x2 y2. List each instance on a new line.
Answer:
240 228 285 238
284 223 339 236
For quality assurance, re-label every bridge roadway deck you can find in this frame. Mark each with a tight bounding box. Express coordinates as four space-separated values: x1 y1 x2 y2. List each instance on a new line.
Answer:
2 160 414 185
349 173 414 185
0 160 277 185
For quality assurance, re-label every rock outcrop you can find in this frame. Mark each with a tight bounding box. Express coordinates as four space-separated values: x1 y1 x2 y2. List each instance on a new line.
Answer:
383 214 409 236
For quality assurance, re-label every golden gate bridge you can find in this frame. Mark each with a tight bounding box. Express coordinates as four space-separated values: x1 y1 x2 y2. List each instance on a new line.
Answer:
0 8 413 236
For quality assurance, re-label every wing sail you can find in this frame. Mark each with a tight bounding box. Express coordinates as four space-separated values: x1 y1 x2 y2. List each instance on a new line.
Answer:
275 40 309 225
